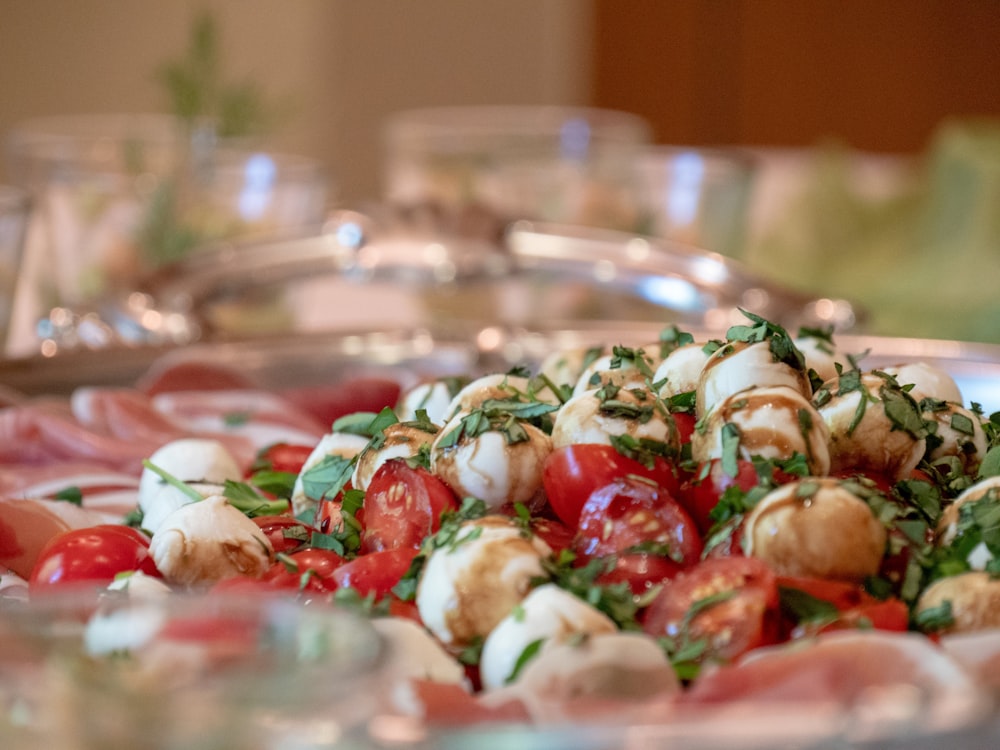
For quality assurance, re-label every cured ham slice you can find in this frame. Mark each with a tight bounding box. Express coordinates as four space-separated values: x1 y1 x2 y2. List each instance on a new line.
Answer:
0 497 118 578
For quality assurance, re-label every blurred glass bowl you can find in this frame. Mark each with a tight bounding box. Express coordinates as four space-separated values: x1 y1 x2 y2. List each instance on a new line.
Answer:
382 105 652 232
0 590 384 749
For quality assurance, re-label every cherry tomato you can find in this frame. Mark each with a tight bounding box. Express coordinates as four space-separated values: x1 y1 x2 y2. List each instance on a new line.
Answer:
252 443 314 475
29 525 160 592
643 556 780 664
543 444 681 528
574 475 702 566
262 548 343 593
679 459 762 534
252 515 314 554
672 411 697 445
331 547 419 598
776 575 910 638
361 460 458 553
528 517 575 554
314 481 362 535
595 552 683 596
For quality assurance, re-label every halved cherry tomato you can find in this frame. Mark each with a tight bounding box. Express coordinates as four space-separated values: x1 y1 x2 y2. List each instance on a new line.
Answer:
642 556 780 664
314 481 362 535
528 516 575 554
252 515 314 554
595 551 683 596
262 548 344 593
543 444 681 528
361 460 458 553
331 547 419 598
29 525 161 592
574 475 702 566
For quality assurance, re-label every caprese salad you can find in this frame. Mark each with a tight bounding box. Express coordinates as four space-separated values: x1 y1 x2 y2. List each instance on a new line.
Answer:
3 310 1000 730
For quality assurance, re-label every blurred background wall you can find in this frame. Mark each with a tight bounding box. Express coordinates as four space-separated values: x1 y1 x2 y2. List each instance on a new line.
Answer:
2 1 998 201
0 0 592 202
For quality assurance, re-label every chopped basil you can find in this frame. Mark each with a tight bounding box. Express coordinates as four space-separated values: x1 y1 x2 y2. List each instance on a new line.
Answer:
53 486 84 506
914 600 955 633
778 586 840 628
506 638 545 684
300 453 355 503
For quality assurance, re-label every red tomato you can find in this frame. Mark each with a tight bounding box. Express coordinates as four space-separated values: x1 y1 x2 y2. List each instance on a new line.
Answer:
252 515 314 554
776 575 910 638
528 517 575 554
361 460 458 553
831 468 894 496
574 475 702 566
280 378 402 427
543 444 681 528
253 443 314 475
331 547 419 598
29 525 160 592
314 481 362 535
679 459 762 534
262 548 343 593
672 411 697 445
595 552 683 596
643 556 779 664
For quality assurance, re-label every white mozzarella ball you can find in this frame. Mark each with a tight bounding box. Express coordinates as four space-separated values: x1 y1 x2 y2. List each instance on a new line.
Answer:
691 385 831 475
539 345 608 390
150 495 273 588
742 478 887 582
814 371 928 482
936 476 1000 571
916 572 1000 634
881 362 963 405
697 340 811 419
922 402 988 473
139 439 242 532
794 334 842 384
550 385 679 455
290 431 369 516
371 617 471 716
653 342 711 399
504 631 680 720
352 423 439 492
479 584 616 691
416 516 551 648
108 570 173 599
85 602 167 657
142 481 230 537
445 373 560 422
431 412 552 511
397 378 466 425
572 349 655 397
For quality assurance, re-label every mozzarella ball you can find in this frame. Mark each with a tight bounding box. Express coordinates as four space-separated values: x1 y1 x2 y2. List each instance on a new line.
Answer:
814 372 927 482
921 402 987 474
372 617 470 716
653 342 711 399
416 516 551 648
397 377 466 425
794 334 843 384
550 385 679 455
572 349 655 397
445 373 560 422
881 362 963 405
696 340 810 419
742 478 887 582
352 423 439 492
150 495 273 588
290 431 369 516
936 476 1000 571
431 411 552 511
916 572 1000 634
108 570 173 599
691 385 831 475
507 632 680 720
139 439 243 532
539 345 608 390
479 584 616 690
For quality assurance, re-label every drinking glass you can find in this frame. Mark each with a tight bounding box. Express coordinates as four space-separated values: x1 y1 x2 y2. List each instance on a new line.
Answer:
0 185 30 354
